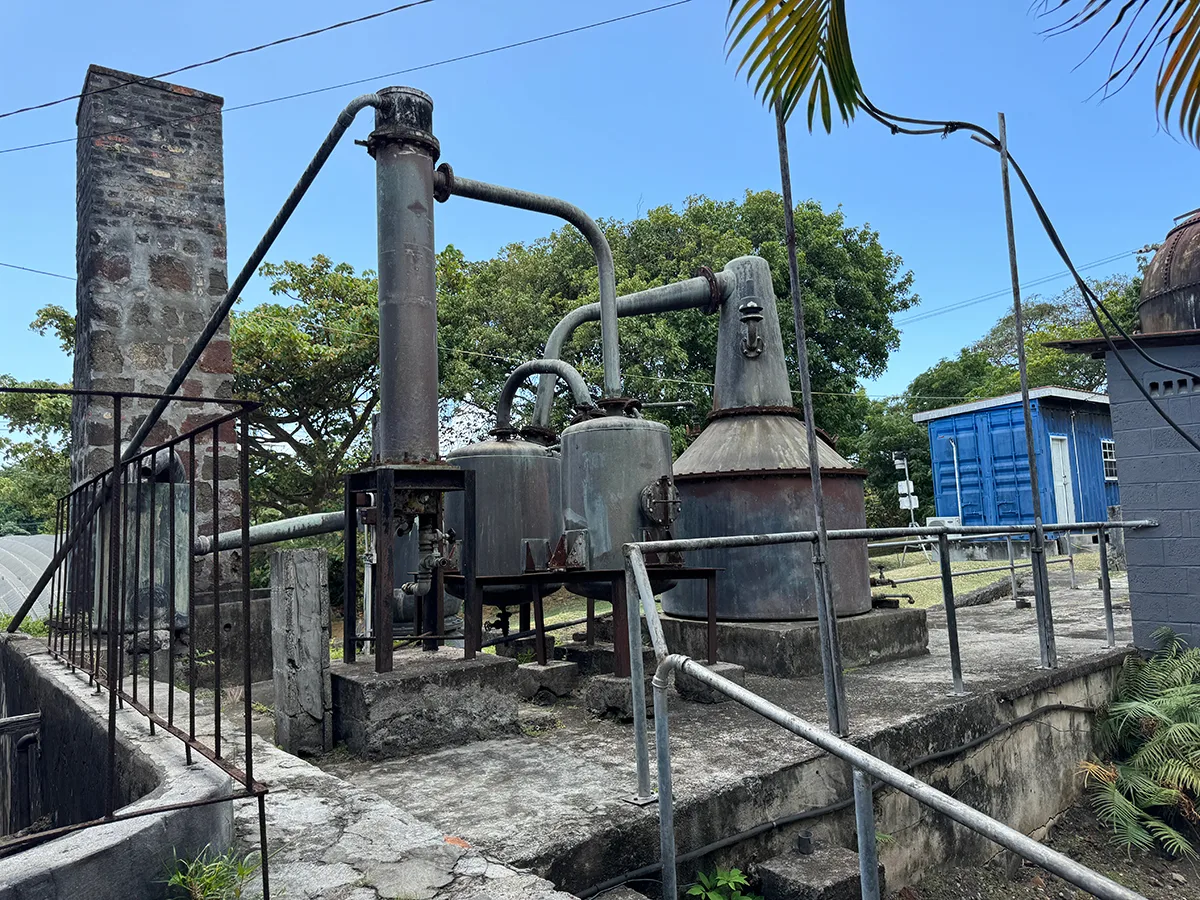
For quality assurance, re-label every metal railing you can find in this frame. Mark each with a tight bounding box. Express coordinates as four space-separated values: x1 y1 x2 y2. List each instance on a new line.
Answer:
0 388 271 898
622 519 1154 899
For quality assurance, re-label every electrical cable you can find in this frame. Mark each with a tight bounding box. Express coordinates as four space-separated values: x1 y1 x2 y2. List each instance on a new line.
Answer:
0 0 442 121
854 93 1200 455
575 702 1098 898
0 0 696 157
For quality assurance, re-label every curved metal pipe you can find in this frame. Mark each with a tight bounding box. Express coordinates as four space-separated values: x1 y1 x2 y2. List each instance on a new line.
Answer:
495 360 595 432
443 173 622 398
532 272 732 426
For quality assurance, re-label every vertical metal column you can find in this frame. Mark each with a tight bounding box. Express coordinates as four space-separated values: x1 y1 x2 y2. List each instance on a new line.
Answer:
775 104 848 735
937 533 966 696
998 112 1057 669
1099 526 1115 648
369 87 440 465
1006 537 1021 607
626 566 654 804
375 469 396 673
652 672 679 900
105 395 122 818
343 481 357 665
853 769 882 900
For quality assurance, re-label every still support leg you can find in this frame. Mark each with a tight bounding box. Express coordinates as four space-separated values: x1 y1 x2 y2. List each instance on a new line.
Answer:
375 469 395 674
705 572 718 664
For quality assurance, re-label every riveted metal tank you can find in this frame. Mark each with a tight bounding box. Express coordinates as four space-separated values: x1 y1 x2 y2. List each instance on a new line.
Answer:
1140 214 1200 333
561 412 676 600
661 255 871 621
444 436 562 604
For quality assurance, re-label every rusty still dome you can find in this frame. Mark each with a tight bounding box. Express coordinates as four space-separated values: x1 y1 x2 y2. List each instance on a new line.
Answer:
1140 215 1200 334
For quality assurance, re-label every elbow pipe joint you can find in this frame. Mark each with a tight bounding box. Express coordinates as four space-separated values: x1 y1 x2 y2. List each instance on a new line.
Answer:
494 360 596 435
436 165 621 398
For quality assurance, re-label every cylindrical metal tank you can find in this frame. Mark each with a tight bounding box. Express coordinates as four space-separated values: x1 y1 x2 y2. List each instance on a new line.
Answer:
661 415 871 620
1140 214 1200 333
660 253 871 621
560 413 676 599
444 437 562 604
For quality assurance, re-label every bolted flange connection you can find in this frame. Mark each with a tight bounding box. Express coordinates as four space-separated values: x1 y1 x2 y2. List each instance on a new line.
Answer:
365 86 440 161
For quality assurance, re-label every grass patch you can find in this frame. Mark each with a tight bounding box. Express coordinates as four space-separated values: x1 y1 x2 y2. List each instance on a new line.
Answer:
0 613 49 637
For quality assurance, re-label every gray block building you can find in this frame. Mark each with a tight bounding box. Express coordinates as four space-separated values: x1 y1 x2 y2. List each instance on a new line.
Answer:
1053 216 1200 648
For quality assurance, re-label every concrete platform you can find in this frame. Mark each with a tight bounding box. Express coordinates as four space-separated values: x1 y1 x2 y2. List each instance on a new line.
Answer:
321 571 1134 896
330 648 519 759
759 845 886 899
657 607 929 677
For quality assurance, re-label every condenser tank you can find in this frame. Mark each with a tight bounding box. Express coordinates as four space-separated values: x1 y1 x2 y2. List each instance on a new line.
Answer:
660 254 871 621
444 437 562 604
560 413 676 599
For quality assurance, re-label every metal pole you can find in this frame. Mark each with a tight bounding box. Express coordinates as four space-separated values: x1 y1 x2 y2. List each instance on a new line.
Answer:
104 395 121 818
998 112 1056 669
1006 537 1021 608
656 655 1146 900
775 103 848 736
370 87 440 464
625 565 654 804
1066 532 1077 590
937 533 966 695
1099 526 1115 647
853 768 881 900
652 671 679 900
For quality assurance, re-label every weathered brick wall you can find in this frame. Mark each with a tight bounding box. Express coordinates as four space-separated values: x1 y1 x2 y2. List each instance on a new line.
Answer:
1105 343 1200 648
73 64 238 539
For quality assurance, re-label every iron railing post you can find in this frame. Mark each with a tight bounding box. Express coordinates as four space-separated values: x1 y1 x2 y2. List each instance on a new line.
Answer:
625 564 654 804
1066 532 1077 589
1006 536 1019 606
853 768 881 900
1099 526 1115 648
652 669 679 900
937 533 966 695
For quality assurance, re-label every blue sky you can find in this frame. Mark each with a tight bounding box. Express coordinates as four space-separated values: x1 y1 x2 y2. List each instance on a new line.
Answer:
0 0 1195 401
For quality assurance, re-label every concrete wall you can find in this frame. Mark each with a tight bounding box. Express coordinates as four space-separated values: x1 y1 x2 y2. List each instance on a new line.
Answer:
72 64 238 535
0 634 232 899
1105 344 1200 647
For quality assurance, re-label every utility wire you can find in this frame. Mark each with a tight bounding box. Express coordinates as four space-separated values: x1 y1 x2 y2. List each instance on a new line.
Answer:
857 93 1200 455
897 249 1138 325
0 261 75 281
0 0 442 121
0 0 696 157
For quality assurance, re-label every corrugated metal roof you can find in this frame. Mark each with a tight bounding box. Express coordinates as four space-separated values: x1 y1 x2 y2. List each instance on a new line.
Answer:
911 387 1109 424
674 414 858 476
0 534 57 619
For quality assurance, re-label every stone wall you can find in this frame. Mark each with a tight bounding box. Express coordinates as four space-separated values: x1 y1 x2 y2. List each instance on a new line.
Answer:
1105 342 1200 647
72 64 237 539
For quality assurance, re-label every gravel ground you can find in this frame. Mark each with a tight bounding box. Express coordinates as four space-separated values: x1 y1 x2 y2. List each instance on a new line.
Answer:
901 806 1200 900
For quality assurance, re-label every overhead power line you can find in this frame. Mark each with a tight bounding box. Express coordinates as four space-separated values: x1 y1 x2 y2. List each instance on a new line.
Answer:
0 261 75 281
0 0 441 121
897 249 1138 325
0 0 696 157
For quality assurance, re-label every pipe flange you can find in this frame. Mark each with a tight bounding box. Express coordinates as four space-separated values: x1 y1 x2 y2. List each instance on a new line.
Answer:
518 424 557 445
434 162 454 203
596 396 642 417
365 126 441 161
488 426 521 441
696 265 722 314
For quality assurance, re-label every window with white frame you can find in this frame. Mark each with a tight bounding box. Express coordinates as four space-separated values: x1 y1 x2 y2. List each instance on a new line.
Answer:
1101 439 1118 481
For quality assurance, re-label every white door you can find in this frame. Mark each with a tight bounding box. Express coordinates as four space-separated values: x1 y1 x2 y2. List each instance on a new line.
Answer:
1049 435 1076 524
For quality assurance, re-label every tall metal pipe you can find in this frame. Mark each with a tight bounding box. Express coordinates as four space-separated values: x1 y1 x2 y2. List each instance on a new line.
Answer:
441 172 622 398
494 360 595 432
531 273 730 426
371 87 440 464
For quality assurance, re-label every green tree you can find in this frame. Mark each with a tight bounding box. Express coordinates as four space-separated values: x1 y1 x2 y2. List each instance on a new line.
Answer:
439 191 914 451
727 2 1200 143
232 257 380 517
0 309 74 534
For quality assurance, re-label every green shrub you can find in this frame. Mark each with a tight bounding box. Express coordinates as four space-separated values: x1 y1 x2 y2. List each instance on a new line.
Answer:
0 612 49 637
1082 628 1200 858
165 845 260 899
686 867 762 900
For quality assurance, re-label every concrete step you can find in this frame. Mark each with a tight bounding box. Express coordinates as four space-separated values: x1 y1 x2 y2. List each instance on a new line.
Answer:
515 659 579 703
759 846 885 900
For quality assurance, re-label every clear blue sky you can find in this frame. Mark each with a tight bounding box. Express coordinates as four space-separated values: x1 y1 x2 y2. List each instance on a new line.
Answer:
1 0 1195 401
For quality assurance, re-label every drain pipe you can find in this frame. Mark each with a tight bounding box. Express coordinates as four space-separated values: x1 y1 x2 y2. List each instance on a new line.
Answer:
436 167 622 399
531 271 731 427
494 360 596 433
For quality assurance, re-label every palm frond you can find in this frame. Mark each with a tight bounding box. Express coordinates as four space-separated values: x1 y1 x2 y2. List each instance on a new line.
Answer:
1037 1 1200 145
726 0 861 126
